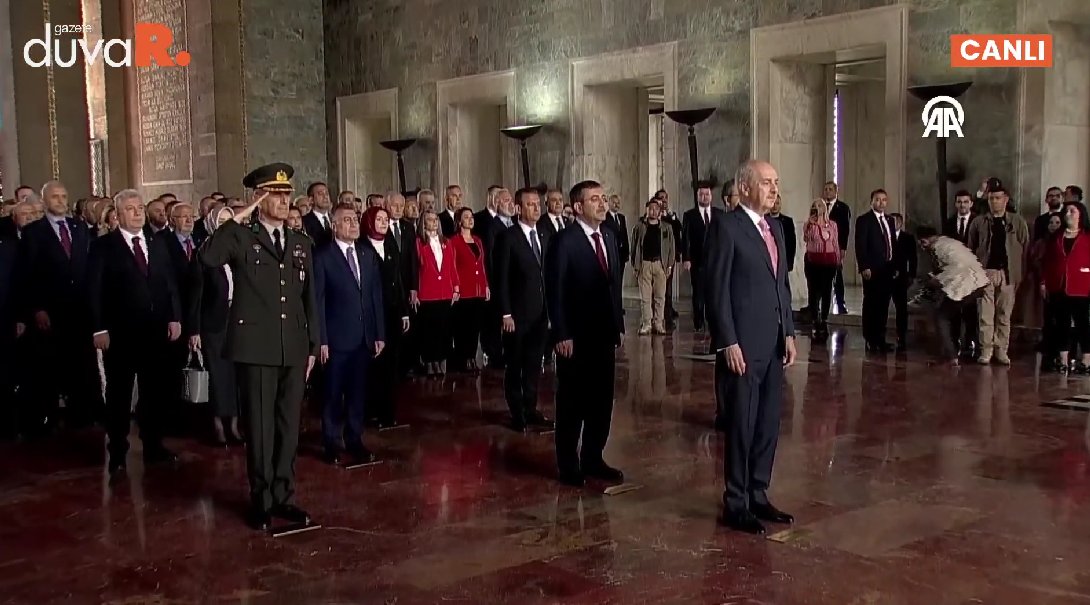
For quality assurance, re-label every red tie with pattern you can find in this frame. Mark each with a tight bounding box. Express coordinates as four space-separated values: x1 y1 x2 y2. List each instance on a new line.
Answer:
759 218 778 277
58 220 72 258
592 232 608 274
132 236 149 276
185 238 193 260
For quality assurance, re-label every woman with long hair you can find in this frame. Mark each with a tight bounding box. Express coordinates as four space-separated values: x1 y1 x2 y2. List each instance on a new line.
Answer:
187 205 241 445
802 198 840 340
1040 201 1090 373
449 207 490 372
414 209 459 376
98 205 119 237
361 206 410 425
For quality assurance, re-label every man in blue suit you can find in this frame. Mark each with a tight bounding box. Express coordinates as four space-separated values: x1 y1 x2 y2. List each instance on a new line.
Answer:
545 180 626 487
313 203 385 466
706 160 798 535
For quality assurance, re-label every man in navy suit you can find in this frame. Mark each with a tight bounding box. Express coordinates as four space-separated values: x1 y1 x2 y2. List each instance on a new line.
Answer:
545 180 626 487
854 189 897 352
313 203 385 466
706 160 798 535
17 180 102 429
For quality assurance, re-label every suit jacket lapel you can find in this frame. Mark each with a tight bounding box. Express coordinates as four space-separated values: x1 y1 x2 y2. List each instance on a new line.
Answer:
252 224 278 258
733 209 775 276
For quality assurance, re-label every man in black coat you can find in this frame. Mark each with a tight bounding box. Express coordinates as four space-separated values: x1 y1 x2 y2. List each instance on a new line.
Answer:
545 180 625 488
494 188 554 432
824 181 851 314
301 182 334 249
854 189 897 352
537 189 567 240
201 163 320 531
941 191 979 357
604 194 630 274
681 183 716 331
889 213 917 351
17 181 102 429
88 189 183 475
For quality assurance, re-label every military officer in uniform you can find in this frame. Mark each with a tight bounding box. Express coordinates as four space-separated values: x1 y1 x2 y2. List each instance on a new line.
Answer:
201 163 320 531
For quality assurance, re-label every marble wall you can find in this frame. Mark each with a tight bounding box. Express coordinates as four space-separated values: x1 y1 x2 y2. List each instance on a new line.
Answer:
322 0 1045 226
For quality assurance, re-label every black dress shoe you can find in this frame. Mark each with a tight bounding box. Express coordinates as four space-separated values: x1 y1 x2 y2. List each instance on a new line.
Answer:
143 446 179 465
526 412 553 429
247 507 272 531
346 447 377 465
270 504 311 525
582 461 624 482
751 502 794 524
558 471 585 487
721 510 766 535
321 449 342 466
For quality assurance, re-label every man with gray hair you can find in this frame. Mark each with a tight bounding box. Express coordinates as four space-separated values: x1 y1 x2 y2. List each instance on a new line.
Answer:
17 180 102 430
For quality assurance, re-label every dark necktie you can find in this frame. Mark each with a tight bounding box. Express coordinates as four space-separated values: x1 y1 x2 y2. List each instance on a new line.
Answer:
555 217 563 232
58 220 72 258
322 215 331 232
132 235 148 276
530 229 541 265
592 232 608 273
959 217 966 237
273 228 284 258
346 246 360 286
879 216 891 260
391 222 400 245
184 238 193 260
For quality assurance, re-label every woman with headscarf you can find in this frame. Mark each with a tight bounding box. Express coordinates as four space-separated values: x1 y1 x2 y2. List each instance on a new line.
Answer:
187 204 241 445
362 206 410 426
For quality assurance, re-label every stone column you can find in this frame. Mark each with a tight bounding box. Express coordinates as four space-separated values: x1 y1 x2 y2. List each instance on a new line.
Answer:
0 0 20 195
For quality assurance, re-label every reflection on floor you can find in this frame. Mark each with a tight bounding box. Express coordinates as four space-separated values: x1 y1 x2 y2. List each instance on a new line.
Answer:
3 321 1090 604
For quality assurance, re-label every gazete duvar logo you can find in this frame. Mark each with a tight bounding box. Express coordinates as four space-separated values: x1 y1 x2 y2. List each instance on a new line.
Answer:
23 23 190 68
921 96 965 138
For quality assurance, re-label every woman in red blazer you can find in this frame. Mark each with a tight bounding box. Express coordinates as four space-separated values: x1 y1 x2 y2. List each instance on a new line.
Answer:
1040 201 1090 373
450 208 491 372
414 209 460 376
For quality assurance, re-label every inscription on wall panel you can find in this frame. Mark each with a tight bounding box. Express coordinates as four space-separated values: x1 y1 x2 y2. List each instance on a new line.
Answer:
134 0 193 186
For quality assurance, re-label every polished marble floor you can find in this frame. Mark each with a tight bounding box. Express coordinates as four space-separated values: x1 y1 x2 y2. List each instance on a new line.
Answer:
4 321 1090 604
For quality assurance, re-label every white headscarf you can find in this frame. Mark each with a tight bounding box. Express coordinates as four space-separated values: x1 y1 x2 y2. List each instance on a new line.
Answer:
205 203 232 234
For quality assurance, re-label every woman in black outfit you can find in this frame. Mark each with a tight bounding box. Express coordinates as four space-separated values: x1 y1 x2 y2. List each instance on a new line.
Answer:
362 206 410 426
186 205 241 445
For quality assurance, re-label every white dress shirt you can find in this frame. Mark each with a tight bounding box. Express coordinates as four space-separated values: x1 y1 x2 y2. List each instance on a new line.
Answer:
576 218 607 267
547 213 565 231
368 236 385 260
428 233 443 270
312 210 330 230
739 204 763 232
700 205 711 224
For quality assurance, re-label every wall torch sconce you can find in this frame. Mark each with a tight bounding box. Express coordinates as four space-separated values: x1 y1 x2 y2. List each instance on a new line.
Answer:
500 125 544 187
907 82 972 221
665 108 717 208
379 138 418 194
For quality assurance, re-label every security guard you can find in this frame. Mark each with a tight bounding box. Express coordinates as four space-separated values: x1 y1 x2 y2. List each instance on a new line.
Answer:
201 163 320 531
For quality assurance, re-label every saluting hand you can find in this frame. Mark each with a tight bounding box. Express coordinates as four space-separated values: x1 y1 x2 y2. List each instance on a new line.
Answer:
233 192 265 223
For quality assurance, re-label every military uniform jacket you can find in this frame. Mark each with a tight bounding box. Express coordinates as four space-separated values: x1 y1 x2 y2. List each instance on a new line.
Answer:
200 220 320 367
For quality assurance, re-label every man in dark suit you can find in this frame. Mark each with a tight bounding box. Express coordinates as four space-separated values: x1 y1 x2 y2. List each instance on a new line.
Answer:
387 192 420 377
475 187 513 369
604 194 630 273
889 213 917 351
537 189 567 240
682 183 716 331
88 189 183 475
0 237 21 438
439 185 464 238
495 187 553 432
824 182 851 314
161 202 199 412
769 196 796 272
941 191 978 357
854 188 897 352
17 181 102 429
201 163 320 531
706 160 797 535
1033 186 1066 241
301 182 334 249
545 180 625 487
314 203 385 465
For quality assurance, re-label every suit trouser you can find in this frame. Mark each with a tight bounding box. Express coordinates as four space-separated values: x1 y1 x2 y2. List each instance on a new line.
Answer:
103 330 170 460
480 300 504 365
636 261 668 330
0 329 15 437
832 262 846 307
804 263 837 322
723 353 783 514
1051 293 1090 354
950 296 980 349
502 317 548 422
322 344 371 452
861 273 892 344
977 273 1015 356
689 266 707 329
27 320 103 424
368 320 401 423
237 363 305 510
555 343 616 473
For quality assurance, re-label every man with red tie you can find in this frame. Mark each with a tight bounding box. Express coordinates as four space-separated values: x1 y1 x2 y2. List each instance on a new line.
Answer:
854 189 898 352
88 189 183 476
544 180 626 487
